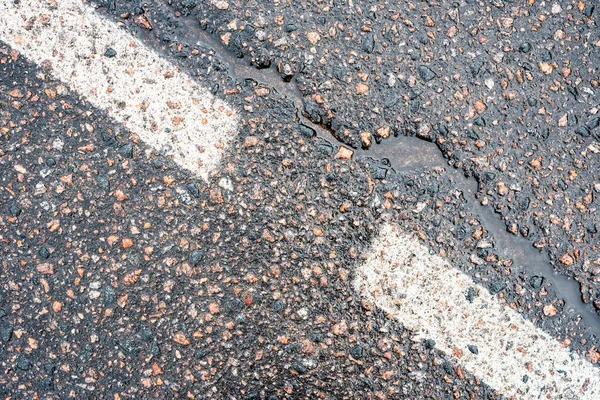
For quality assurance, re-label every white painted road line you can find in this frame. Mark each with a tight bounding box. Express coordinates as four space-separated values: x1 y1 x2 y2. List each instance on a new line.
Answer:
355 224 600 399
0 0 237 181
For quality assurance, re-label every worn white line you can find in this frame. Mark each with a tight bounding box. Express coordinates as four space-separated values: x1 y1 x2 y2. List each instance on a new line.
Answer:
0 0 237 181
355 224 600 399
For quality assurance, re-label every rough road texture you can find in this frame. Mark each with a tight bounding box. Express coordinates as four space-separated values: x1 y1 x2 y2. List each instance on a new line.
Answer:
1 0 600 399
1 40 499 399
169 0 600 314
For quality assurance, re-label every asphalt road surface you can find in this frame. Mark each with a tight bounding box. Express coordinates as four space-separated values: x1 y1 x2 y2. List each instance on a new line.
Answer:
0 0 599 399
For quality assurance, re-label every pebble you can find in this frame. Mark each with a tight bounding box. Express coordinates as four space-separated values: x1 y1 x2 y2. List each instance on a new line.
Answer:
540 49 553 62
362 34 375 54
119 143 134 158
519 42 531 53
470 61 483 78
529 276 544 289
543 304 558 317
9 203 21 217
284 24 297 33
218 177 233 191
465 287 476 303
356 83 370 95
316 140 334 155
104 47 117 57
17 356 31 371
39 168 53 178
371 165 387 180
298 124 316 138
417 66 436 82
310 333 323 343
101 131 119 147
335 146 354 160
43 363 56 375
38 246 50 259
306 32 320 45
587 117 600 131
41 378 54 390
96 176 110 191
186 183 200 197
489 282 506 295
361 132 372 149
297 308 308 319
272 301 284 312
559 253 574 267
350 344 364 359
140 328 154 342
103 286 117 306
551 3 562 14
387 73 397 88
190 249 205 266
302 358 318 370
90 281 102 290
0 324 13 342
52 138 64 151
575 126 590 137
291 362 307 374
151 341 161 356
417 34 429 45
214 1 229 10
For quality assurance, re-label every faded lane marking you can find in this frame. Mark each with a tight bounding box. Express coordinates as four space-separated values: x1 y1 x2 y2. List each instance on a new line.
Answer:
355 224 600 399
0 0 237 181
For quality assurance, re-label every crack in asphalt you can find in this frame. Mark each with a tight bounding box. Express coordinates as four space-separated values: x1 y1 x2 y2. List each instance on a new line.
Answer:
133 6 600 338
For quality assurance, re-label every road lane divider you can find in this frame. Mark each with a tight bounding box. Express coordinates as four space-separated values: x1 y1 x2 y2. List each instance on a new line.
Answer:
0 0 237 181
355 224 600 399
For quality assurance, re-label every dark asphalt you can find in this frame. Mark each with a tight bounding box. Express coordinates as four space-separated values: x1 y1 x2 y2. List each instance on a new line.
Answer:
1 0 600 398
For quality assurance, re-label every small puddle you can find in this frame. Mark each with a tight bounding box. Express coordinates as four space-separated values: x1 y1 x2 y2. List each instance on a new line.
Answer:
121 9 600 337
